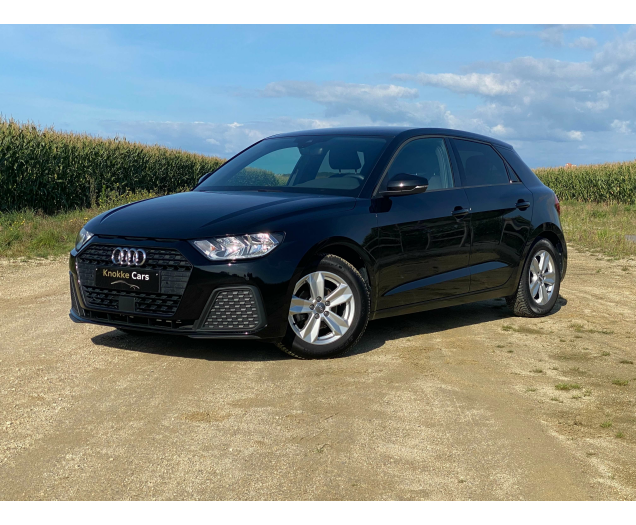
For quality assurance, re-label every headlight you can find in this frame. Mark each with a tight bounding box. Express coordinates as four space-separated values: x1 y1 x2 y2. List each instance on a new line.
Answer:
75 227 93 252
191 233 282 261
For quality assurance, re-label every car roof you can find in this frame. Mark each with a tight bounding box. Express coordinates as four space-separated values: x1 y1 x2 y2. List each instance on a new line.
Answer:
268 126 513 149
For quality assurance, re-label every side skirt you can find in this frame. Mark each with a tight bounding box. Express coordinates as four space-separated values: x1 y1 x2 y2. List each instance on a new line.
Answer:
371 284 515 321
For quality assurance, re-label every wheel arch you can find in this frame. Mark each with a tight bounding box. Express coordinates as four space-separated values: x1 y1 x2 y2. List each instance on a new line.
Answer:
525 223 568 281
288 237 377 310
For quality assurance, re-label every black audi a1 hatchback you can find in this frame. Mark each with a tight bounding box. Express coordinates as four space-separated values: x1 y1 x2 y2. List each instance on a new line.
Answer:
69 127 566 359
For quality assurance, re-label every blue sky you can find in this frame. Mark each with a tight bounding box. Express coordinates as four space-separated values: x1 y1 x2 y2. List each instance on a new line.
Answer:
1 24 635 167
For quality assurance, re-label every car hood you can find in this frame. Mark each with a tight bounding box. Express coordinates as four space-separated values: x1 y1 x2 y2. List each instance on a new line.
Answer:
88 190 356 239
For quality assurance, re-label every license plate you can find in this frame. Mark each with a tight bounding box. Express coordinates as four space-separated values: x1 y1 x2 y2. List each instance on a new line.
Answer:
95 267 160 293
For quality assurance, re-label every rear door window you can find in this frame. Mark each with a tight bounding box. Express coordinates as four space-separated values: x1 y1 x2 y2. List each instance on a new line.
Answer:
451 139 510 187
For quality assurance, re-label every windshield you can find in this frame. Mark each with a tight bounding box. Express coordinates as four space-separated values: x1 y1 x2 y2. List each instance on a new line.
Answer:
195 135 388 196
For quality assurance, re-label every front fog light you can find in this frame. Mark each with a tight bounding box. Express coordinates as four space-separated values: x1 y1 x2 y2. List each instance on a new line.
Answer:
192 233 282 261
75 227 93 251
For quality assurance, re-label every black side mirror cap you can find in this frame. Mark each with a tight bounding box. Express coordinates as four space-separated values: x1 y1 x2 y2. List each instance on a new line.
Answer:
380 174 428 196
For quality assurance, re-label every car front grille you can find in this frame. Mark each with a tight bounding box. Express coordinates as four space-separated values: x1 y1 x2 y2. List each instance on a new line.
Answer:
77 243 192 316
81 286 182 316
202 288 262 331
78 244 192 272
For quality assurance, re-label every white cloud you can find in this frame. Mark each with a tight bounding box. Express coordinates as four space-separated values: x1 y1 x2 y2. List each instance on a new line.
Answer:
539 26 594 47
611 120 631 133
568 86 593 92
99 120 274 156
592 26 636 72
493 25 595 48
490 56 594 80
490 124 512 136
261 81 418 102
260 80 456 126
583 90 610 111
275 117 338 130
394 73 521 96
570 36 598 49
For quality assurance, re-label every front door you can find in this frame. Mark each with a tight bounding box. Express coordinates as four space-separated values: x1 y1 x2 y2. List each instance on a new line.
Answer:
373 137 471 311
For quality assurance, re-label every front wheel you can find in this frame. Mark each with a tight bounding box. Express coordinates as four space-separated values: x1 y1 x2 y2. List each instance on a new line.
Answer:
277 254 370 359
508 238 561 317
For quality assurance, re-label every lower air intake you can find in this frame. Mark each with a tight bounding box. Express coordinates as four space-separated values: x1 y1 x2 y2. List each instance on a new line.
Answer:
202 288 262 331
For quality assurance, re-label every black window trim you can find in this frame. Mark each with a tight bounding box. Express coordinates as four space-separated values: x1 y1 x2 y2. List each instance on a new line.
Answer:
502 158 521 183
372 134 461 197
443 137 462 188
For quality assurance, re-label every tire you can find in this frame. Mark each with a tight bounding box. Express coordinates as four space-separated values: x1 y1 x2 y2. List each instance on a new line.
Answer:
508 238 561 317
277 254 370 359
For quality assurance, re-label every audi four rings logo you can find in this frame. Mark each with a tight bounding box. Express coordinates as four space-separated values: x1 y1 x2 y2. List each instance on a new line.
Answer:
111 247 147 266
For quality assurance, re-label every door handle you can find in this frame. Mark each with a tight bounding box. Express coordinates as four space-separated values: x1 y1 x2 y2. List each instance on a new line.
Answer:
515 200 531 210
452 206 470 219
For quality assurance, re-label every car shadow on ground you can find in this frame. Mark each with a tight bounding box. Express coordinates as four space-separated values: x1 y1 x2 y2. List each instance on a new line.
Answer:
91 295 568 362
351 295 567 357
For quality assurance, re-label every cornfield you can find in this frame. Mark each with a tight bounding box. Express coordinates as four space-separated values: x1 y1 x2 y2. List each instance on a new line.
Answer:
535 161 636 205
0 118 224 214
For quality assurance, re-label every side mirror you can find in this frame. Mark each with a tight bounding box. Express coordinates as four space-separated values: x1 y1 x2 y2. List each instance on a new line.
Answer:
381 174 428 196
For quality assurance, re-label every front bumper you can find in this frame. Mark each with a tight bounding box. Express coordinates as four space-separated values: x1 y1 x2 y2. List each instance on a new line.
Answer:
69 236 298 340
70 277 268 339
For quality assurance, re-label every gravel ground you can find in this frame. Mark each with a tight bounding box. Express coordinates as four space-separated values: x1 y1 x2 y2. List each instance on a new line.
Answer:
0 247 635 500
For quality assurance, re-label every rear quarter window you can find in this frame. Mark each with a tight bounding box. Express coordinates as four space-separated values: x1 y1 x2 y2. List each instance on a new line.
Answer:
495 146 543 188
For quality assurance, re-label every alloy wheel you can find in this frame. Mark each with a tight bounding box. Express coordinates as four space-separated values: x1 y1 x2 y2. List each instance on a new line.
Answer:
528 249 556 306
288 271 356 345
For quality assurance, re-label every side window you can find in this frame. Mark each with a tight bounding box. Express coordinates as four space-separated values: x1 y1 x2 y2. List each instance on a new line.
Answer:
451 139 510 186
384 138 454 191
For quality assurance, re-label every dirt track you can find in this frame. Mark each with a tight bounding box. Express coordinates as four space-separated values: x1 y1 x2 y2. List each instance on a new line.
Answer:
1 248 635 500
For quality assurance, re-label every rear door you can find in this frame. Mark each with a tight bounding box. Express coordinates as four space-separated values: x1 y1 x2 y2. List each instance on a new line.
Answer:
449 138 533 292
373 137 471 310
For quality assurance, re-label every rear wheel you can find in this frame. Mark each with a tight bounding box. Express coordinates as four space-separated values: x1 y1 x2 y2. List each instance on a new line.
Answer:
277 254 370 359
508 238 561 317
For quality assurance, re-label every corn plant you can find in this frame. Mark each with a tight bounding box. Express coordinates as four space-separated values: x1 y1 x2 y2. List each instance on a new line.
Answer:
535 161 636 205
0 118 224 214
